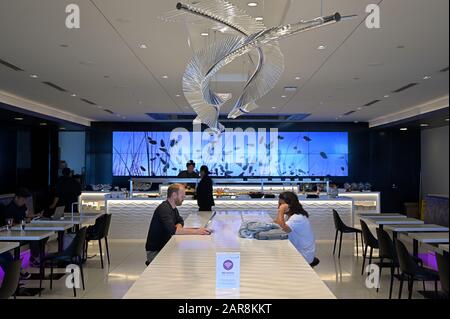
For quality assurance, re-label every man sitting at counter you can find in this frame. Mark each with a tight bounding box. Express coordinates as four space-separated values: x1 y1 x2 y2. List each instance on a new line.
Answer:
145 183 211 265
275 192 317 266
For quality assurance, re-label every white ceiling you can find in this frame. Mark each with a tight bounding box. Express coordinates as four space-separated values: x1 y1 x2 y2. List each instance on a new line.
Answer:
0 0 448 125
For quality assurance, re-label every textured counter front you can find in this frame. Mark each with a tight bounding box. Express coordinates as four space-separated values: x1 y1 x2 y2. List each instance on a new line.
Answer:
123 211 336 299
106 197 353 240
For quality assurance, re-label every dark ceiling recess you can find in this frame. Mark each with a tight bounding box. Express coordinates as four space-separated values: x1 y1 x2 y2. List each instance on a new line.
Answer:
364 100 381 107
0 58 24 71
392 82 418 93
103 109 115 114
42 81 67 92
343 110 356 116
439 66 449 73
80 98 97 105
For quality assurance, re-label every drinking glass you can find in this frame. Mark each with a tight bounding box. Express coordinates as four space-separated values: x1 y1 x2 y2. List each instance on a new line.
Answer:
6 218 13 231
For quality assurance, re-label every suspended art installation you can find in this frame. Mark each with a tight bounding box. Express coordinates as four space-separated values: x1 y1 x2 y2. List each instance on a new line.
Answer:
162 0 355 132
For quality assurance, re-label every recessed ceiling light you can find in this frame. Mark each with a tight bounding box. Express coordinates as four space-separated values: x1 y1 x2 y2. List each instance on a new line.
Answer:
200 32 209 36
255 17 263 21
353 77 360 80
60 44 69 48
247 2 258 7
97 106 103 109
39 122 47 126
139 43 148 49
423 76 432 80
319 101 324 105
14 117 24 121
317 45 327 50
60 127 66 130
397 45 405 49
162 75 168 79
384 95 390 98
400 128 408 131
281 95 287 98
104 75 110 78
70 93 77 97
354 120 359 124
446 118 449 122
420 123 429 127
272 106 277 109
357 107 363 110
30 74 38 78
175 94 181 97
295 76 301 80
138 101 143 105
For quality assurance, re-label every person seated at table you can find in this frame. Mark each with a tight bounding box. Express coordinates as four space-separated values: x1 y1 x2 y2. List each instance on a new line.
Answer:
0 192 33 279
145 184 211 265
275 191 317 265
196 165 215 211
3 188 42 268
49 167 82 213
3 188 40 223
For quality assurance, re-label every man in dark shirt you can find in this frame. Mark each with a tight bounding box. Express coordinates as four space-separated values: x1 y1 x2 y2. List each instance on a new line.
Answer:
3 188 39 223
49 167 82 213
177 160 199 191
1 188 38 279
177 160 199 178
145 184 210 264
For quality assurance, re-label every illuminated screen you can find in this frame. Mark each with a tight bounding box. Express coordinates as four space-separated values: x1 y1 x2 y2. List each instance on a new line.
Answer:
112 131 348 177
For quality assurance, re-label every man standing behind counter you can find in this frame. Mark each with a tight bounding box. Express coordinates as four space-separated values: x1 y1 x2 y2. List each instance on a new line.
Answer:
145 184 211 265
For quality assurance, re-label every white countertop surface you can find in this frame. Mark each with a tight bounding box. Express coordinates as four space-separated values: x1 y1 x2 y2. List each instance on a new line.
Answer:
359 213 405 219
408 232 449 244
384 224 449 232
31 216 97 225
0 230 55 241
124 211 335 299
0 242 19 254
366 218 424 225
11 223 74 231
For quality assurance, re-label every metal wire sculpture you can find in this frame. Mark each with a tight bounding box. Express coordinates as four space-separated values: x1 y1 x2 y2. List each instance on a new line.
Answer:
163 0 353 132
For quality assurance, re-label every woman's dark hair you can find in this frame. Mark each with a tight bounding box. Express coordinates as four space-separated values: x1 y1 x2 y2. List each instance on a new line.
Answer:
200 165 209 176
279 191 309 217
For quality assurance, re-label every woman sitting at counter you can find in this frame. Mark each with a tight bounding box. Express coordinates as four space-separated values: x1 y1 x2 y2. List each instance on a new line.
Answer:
196 165 215 211
275 192 317 265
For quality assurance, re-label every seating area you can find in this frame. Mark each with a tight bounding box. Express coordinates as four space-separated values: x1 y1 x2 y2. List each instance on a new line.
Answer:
0 0 448 307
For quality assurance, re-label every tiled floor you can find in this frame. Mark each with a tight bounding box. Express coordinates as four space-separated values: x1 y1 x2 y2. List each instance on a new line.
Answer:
13 235 441 299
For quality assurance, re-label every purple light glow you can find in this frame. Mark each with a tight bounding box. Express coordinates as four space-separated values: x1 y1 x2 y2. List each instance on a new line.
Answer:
0 250 31 285
418 252 438 271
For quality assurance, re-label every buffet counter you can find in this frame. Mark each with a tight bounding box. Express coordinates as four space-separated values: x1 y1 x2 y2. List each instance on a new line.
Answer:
105 195 354 240
123 211 336 299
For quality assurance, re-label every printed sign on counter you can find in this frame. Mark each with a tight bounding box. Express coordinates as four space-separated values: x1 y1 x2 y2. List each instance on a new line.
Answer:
216 252 240 289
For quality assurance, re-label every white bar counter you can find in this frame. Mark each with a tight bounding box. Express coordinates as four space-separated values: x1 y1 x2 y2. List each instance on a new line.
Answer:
105 196 354 240
124 211 335 299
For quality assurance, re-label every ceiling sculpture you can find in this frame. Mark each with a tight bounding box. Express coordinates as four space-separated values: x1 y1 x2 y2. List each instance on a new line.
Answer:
163 0 353 132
